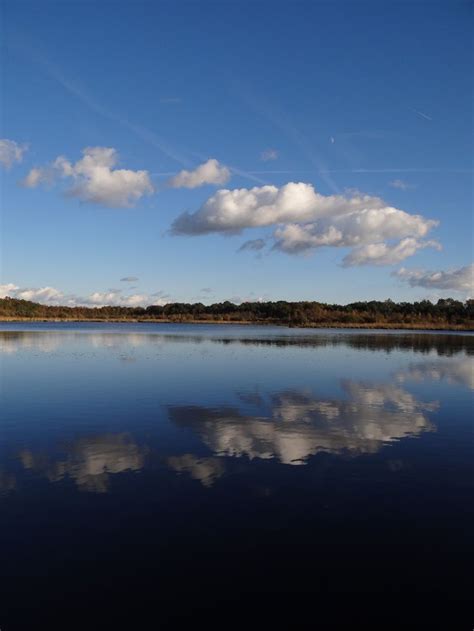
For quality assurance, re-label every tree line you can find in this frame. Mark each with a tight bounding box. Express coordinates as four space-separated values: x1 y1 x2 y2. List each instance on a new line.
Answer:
0 296 473 328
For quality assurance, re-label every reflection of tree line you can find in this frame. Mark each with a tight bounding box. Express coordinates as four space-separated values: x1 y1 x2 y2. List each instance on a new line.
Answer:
212 334 473 356
1 329 473 356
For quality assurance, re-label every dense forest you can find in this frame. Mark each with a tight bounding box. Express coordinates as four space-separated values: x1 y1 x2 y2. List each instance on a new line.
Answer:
0 296 473 329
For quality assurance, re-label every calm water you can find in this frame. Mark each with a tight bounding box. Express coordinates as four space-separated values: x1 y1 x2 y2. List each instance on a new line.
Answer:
1 323 473 627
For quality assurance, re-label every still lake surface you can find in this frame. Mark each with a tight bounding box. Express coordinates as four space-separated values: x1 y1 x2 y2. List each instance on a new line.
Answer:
1 323 473 626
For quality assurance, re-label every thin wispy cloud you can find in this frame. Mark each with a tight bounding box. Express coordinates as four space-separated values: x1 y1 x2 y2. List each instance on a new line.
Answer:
19 38 192 168
320 168 473 174
389 179 413 191
248 170 307 175
411 108 433 121
159 97 182 104
233 80 339 193
227 164 268 185
0 139 28 169
260 148 279 162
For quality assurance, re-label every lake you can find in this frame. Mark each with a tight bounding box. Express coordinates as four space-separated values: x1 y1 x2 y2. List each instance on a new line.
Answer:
1 323 473 627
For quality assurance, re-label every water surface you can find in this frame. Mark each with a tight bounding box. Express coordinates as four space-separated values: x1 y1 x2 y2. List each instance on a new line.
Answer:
1 324 473 626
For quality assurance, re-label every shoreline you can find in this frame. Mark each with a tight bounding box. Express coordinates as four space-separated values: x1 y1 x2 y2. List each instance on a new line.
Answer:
0 317 472 332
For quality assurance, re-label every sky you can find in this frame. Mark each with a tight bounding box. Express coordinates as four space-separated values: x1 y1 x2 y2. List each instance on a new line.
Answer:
0 0 472 307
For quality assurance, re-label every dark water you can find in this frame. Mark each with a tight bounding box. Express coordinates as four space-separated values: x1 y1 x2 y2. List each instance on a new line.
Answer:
1 324 473 628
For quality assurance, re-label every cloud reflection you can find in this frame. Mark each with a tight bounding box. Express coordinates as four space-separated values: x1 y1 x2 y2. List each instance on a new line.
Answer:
167 454 225 487
0 331 61 354
17 433 146 493
169 381 437 466
395 357 474 390
1 329 472 357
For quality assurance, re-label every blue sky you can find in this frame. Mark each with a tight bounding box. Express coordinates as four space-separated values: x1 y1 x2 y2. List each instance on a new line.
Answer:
1 0 472 306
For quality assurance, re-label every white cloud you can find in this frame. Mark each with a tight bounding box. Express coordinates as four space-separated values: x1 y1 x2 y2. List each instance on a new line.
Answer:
342 238 441 267
173 183 435 235
120 276 139 282
394 263 474 294
0 139 28 169
22 147 154 208
172 183 376 234
171 181 439 265
1 284 63 303
167 158 230 189
274 212 438 255
14 286 64 303
0 283 20 298
260 148 279 161
79 291 167 308
0 283 170 307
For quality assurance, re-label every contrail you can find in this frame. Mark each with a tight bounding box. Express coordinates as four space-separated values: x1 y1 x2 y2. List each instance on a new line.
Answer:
16 34 192 167
227 164 267 185
320 168 472 173
232 80 340 193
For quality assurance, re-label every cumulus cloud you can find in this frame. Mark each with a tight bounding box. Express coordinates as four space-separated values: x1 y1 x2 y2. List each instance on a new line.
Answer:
78 290 169 308
172 183 375 234
1 282 70 306
84 292 146 307
171 181 439 265
0 139 28 169
394 264 474 294
342 238 441 267
167 158 230 189
260 148 279 161
0 282 169 307
0 283 20 298
237 238 266 252
14 286 64 303
0 283 63 303
22 146 154 208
